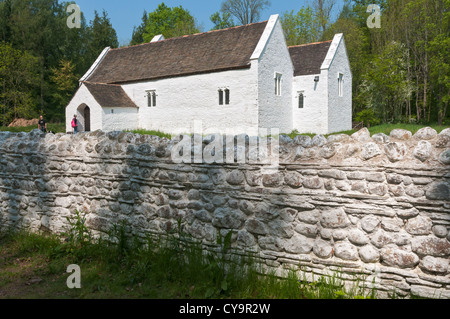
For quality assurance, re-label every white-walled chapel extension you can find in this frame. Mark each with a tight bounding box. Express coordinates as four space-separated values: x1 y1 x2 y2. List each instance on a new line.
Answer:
66 14 352 136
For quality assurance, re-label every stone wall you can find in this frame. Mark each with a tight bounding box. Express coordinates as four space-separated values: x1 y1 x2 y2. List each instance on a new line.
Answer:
0 127 449 298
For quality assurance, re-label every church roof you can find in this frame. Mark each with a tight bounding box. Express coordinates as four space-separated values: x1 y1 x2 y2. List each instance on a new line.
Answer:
86 21 268 84
288 40 332 76
83 82 137 108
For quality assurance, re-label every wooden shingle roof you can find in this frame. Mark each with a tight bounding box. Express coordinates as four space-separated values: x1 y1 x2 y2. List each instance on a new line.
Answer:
288 41 332 76
84 82 137 108
86 21 268 84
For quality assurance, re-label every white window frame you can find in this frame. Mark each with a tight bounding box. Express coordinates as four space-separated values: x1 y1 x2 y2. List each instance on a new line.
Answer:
275 72 282 96
146 90 157 107
338 73 344 97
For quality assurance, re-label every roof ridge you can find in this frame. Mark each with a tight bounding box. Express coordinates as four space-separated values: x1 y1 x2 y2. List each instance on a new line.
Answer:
82 81 122 87
288 40 332 48
111 20 269 51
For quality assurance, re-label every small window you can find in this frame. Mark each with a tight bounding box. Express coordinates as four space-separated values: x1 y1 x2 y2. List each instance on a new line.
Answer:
225 89 230 105
219 90 224 105
338 73 344 97
147 90 157 107
218 88 230 105
275 73 282 96
298 92 304 109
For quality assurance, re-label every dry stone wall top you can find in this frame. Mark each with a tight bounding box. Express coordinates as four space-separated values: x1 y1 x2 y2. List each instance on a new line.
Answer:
0 127 449 299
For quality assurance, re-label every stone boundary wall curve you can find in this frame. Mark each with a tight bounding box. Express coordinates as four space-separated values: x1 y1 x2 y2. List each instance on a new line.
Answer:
0 127 449 298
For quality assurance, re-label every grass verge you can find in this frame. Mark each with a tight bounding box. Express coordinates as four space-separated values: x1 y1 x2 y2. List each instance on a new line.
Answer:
0 214 379 299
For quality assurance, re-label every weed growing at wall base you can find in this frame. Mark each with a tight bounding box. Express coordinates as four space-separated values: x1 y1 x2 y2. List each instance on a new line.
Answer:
0 228 388 299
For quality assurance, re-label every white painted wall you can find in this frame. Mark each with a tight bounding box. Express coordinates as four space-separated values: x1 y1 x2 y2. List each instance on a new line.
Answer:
103 107 138 131
327 36 352 134
121 67 259 136
292 73 329 135
255 15 294 134
291 34 352 135
65 84 104 133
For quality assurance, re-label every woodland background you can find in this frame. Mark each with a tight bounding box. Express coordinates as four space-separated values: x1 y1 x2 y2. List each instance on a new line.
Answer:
0 0 448 127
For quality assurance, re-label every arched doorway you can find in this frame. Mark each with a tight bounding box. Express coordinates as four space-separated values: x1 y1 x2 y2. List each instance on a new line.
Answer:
76 104 91 132
84 106 91 132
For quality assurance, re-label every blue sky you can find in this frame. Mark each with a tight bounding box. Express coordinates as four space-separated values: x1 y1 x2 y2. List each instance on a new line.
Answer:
73 0 345 46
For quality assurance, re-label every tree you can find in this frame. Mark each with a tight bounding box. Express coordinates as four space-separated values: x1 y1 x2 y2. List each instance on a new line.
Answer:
0 42 39 125
220 0 271 25
86 10 119 63
210 11 235 30
130 10 148 45
281 7 321 46
312 0 336 37
358 41 412 123
142 3 200 42
50 60 78 121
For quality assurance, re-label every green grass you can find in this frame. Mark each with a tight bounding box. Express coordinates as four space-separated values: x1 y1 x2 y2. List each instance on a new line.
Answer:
0 215 380 299
124 129 173 139
287 123 449 139
0 123 447 140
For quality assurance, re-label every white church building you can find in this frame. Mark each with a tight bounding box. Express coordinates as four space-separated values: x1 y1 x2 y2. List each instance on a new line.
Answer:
66 14 352 136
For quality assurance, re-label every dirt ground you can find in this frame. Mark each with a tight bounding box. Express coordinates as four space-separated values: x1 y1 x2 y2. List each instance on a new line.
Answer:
8 118 39 128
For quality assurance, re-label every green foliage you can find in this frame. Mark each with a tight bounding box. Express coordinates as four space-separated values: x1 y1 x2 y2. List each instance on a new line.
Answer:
281 7 321 46
210 11 235 30
124 128 173 139
49 60 78 121
0 42 39 126
142 3 200 42
355 109 381 128
130 10 148 46
0 0 119 122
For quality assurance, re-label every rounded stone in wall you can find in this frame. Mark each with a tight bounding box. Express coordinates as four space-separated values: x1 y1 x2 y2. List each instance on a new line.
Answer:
262 172 283 188
390 129 412 140
384 142 408 162
245 171 262 186
320 207 350 229
334 242 359 261
283 233 314 254
293 135 312 148
435 135 450 148
432 225 448 238
236 229 256 247
371 229 394 248
348 228 370 245
425 181 450 201
245 218 268 235
361 142 382 160
284 171 303 188
411 236 450 257
332 229 347 241
419 256 449 275
380 247 419 269
298 209 320 225
405 215 433 235
413 127 438 140
413 140 432 162
359 245 380 263
295 223 318 238
438 149 450 165
226 170 245 185
313 238 333 259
